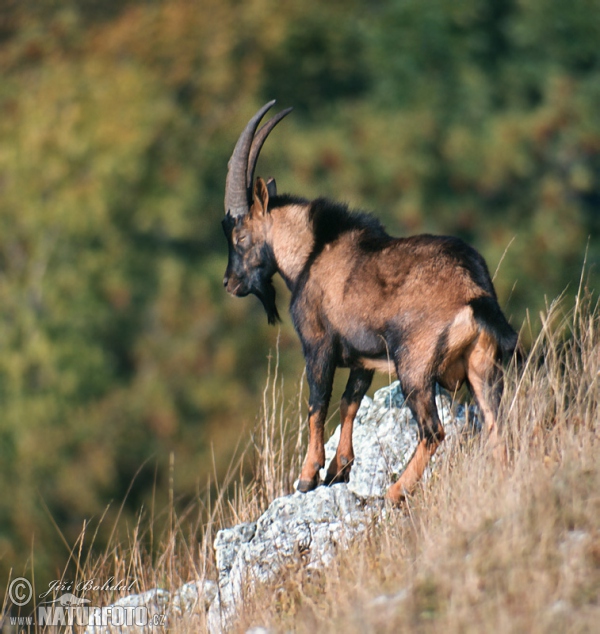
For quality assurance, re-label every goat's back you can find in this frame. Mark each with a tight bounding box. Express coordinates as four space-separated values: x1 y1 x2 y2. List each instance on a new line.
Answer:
300 231 494 328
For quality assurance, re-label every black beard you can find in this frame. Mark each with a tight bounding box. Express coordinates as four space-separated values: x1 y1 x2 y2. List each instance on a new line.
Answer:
253 279 280 325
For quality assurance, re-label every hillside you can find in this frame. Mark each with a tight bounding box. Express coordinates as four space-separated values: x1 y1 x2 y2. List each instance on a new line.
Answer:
6 290 595 633
0 0 599 606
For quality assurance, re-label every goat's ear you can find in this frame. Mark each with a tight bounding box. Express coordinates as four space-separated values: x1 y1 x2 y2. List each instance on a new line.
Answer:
252 177 270 217
266 177 277 198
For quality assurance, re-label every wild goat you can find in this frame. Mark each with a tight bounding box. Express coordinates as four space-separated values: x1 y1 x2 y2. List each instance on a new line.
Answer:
222 101 518 503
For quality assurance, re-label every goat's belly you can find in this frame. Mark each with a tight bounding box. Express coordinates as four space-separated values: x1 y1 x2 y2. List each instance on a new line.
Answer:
339 329 389 368
359 357 395 373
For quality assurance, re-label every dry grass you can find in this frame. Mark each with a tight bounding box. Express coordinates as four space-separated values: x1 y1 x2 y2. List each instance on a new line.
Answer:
3 290 599 634
236 290 600 633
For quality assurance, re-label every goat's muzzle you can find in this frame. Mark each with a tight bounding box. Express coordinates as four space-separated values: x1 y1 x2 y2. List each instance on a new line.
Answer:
223 275 247 297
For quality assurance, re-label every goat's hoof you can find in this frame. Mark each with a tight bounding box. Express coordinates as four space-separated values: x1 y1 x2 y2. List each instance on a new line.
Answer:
385 485 408 506
324 467 351 486
296 476 319 493
324 473 345 486
324 456 353 486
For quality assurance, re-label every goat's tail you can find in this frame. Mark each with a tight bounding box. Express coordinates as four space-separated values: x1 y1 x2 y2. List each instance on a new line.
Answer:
470 296 519 363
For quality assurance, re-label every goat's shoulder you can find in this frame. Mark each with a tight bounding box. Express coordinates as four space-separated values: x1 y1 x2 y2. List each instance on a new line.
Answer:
289 199 389 310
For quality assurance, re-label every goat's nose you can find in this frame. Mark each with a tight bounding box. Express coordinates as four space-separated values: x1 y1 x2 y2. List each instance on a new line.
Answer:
223 275 229 288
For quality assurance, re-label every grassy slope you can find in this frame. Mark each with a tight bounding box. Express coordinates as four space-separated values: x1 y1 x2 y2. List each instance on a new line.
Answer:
235 293 599 633
7 292 597 633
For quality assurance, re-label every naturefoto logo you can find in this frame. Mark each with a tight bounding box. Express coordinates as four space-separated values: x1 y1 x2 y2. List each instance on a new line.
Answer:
7 577 165 628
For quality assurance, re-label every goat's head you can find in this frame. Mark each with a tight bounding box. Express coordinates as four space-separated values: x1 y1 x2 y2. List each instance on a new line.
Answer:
222 101 292 324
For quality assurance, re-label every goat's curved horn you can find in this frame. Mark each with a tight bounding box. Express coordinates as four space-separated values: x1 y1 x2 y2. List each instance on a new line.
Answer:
246 107 293 191
224 101 275 217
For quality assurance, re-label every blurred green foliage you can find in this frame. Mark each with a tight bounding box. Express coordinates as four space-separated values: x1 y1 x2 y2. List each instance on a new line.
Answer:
0 0 598 589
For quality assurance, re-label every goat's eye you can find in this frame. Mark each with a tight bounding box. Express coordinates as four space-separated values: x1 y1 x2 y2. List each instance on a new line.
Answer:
237 235 247 246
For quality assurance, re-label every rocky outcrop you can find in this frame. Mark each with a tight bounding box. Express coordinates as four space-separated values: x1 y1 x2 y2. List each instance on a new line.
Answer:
84 382 474 634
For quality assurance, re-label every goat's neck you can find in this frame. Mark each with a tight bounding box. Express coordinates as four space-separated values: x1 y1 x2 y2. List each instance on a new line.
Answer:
268 203 313 290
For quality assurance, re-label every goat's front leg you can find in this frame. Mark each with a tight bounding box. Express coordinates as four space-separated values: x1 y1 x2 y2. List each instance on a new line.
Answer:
325 367 374 485
297 347 335 493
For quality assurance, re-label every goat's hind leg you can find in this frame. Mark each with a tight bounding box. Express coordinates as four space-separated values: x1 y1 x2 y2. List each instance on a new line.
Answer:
386 382 445 504
466 330 506 464
325 368 374 485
